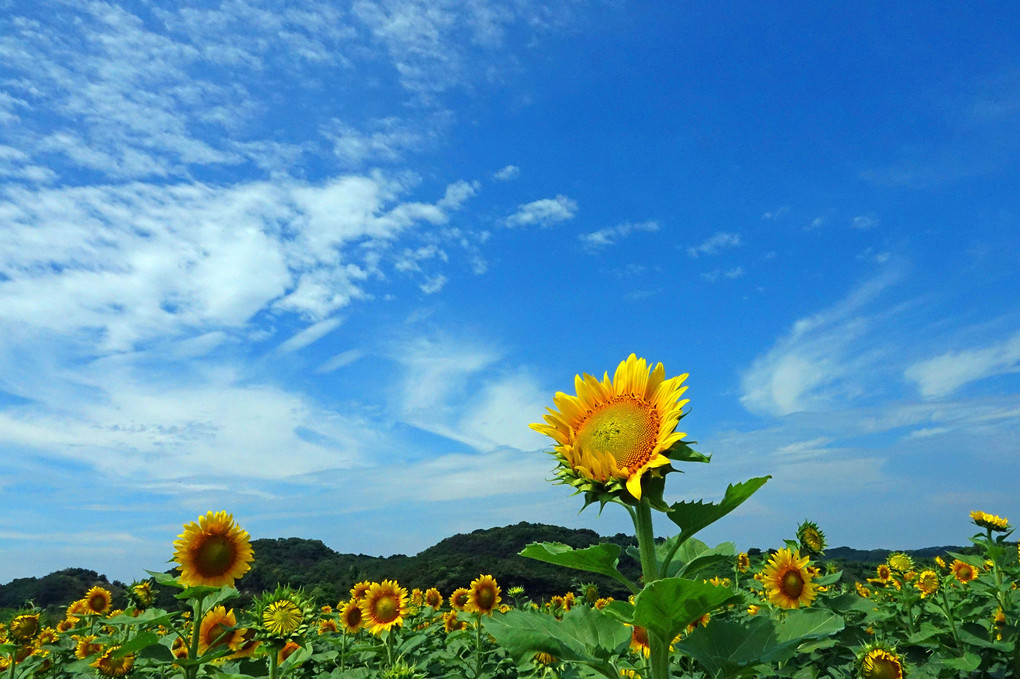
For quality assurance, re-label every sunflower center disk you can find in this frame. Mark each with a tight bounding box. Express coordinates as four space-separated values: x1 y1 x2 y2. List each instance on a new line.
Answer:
196 535 236 576
374 596 398 622
576 399 659 471
781 570 805 598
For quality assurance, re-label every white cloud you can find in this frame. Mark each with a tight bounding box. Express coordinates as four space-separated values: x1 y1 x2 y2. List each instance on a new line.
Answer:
687 232 743 258
278 318 344 354
701 267 745 282
316 349 365 374
761 206 789 220
505 195 578 228
905 332 1020 399
579 220 659 252
493 165 520 181
419 274 448 294
852 214 879 229
740 271 899 416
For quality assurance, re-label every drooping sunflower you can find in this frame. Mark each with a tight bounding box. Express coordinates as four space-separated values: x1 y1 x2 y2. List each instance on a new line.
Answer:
198 606 244 655
530 354 690 500
914 570 939 598
84 587 113 615
277 641 302 665
340 599 363 634
129 580 154 609
318 619 339 635
465 575 501 615
737 552 751 573
951 559 979 584
796 520 827 555
90 645 135 678
359 580 408 635
887 553 913 573
424 588 443 609
761 548 817 609
172 511 254 588
857 645 905 679
629 625 651 657
449 587 470 611
75 635 104 659
970 510 1010 532
9 613 40 642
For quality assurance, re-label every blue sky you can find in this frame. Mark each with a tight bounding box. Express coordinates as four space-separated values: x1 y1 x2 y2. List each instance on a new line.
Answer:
1 1 1019 585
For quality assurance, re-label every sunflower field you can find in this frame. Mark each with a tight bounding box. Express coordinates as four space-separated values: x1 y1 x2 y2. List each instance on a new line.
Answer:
3 356 1019 679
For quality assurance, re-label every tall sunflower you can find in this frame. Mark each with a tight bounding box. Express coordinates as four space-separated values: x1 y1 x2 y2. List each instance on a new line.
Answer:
340 599 363 634
255 586 314 641
172 511 254 588
530 354 690 500
449 587 470 611
951 559 979 584
761 548 817 609
84 587 112 615
971 510 1010 532
796 520 827 555
359 580 408 635
465 575 501 615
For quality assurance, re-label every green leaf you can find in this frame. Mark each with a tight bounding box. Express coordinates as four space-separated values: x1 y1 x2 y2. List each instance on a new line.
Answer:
663 440 711 463
631 577 741 644
139 642 177 662
104 608 174 627
666 477 770 542
811 570 842 586
940 652 982 672
520 542 638 593
147 570 184 588
113 632 161 657
669 540 736 579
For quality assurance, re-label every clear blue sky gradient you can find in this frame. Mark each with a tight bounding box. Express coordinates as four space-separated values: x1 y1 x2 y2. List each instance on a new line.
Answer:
1 1 1019 584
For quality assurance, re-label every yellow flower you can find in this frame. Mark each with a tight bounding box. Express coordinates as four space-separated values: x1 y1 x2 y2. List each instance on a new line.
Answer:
75 634 104 659
530 354 690 499
629 625 651 657
887 553 912 572
359 580 407 635
198 606 243 655
951 559 979 584
747 604 760 615
443 610 466 633
262 600 304 637
466 574 502 615
424 587 443 609
797 520 827 555
449 587 470 611
84 587 113 615
90 646 135 677
915 570 939 598
971 510 1010 532
277 641 302 665
761 549 817 609
340 599 363 634
737 552 750 572
855 582 871 598
172 511 254 588
934 555 946 569
318 619 338 635
859 646 904 679
9 613 40 642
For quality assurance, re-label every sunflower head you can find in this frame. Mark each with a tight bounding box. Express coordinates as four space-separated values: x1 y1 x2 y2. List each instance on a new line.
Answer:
198 605 244 655
254 586 314 641
128 580 155 610
449 587 470 611
84 586 113 615
359 580 408 635
464 574 501 615
887 553 913 573
951 559 979 584
914 570 939 598
970 510 1011 533
172 511 254 588
90 645 135 678
737 552 751 573
9 612 41 642
424 587 443 609
443 610 466 633
340 599 363 634
530 355 694 503
796 520 827 555
857 644 906 679
761 548 817 609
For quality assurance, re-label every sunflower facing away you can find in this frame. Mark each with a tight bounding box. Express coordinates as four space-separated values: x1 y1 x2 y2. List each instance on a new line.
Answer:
359 580 408 635
173 511 254 588
796 520 827 555
466 574 502 615
761 548 817 609
971 510 1010 532
530 354 690 500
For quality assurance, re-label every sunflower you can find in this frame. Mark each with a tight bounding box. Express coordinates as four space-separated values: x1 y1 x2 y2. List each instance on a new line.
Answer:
629 625 651 657
887 553 913 573
172 511 254 588
449 587 470 611
761 548 817 609
318 619 339 635
75 634 104 659
951 559 979 584
971 510 1010 532
424 587 443 609
277 641 302 665
67 599 89 619
359 580 408 635
858 645 904 679
856 582 871 598
263 600 304 637
90 646 135 678
340 600 363 634
9 613 40 642
349 581 372 602
530 354 690 500
914 570 939 598
737 552 750 573
255 586 313 641
84 587 113 615
198 606 244 655
796 520 827 555
443 610 466 633
462 574 501 615
129 581 154 609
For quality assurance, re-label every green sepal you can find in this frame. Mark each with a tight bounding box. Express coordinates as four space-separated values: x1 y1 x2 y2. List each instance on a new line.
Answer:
630 577 741 644
520 542 639 594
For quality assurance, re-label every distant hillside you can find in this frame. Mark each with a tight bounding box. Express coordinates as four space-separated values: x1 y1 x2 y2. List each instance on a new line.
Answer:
1 523 975 616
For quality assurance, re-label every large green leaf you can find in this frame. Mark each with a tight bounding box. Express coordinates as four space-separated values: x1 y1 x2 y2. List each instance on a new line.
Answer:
519 542 638 593
666 477 770 540
631 577 741 644
484 607 630 679
674 609 845 679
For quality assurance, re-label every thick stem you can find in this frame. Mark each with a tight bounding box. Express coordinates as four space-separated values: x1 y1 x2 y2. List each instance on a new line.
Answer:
938 586 964 655
185 598 205 679
632 497 670 679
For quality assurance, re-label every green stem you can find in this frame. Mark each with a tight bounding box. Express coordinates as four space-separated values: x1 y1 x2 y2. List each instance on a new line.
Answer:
938 585 964 655
474 614 484 678
185 597 205 679
632 496 669 679
269 645 280 679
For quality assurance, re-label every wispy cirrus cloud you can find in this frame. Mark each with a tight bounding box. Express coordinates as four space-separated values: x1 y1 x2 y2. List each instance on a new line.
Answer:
505 195 578 228
905 332 1020 400
687 232 743 258
579 220 658 252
